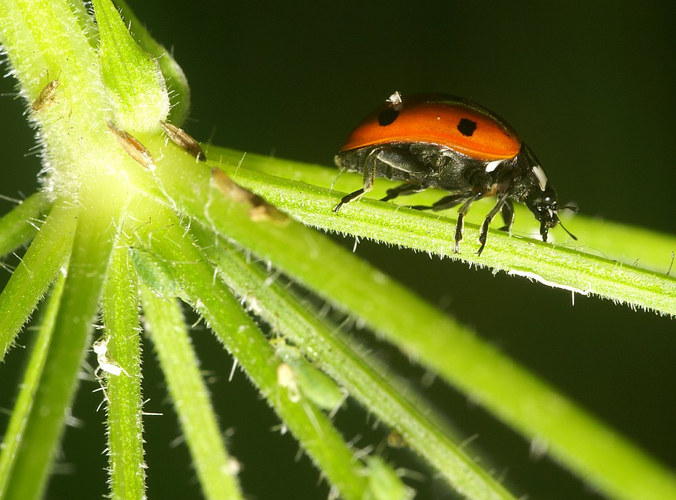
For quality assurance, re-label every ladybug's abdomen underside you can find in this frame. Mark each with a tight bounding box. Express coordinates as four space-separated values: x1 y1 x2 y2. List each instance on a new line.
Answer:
341 99 521 161
336 142 514 193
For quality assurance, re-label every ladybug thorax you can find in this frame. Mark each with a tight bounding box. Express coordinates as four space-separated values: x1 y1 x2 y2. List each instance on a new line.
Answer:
341 94 522 161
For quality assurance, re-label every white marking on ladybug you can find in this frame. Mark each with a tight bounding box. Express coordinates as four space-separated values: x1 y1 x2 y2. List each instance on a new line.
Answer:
532 165 548 191
387 91 403 110
485 160 502 173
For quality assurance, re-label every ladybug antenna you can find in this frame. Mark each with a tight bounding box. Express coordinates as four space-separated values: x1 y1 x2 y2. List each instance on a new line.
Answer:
557 218 577 241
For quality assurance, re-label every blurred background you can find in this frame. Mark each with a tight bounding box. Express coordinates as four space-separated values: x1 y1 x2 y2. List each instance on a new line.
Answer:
0 1 674 498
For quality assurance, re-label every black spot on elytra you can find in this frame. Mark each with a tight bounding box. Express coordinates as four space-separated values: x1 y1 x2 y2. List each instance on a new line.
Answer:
457 118 477 136
378 107 399 126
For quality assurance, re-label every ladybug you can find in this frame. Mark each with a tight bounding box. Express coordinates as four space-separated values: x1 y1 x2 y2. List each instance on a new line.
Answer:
333 91 575 255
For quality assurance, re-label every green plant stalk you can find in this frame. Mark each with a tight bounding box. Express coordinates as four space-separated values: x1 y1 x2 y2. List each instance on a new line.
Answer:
0 201 76 361
0 0 106 184
210 155 676 316
0 275 63 498
192 224 515 500
0 192 50 257
147 149 676 499
132 198 369 499
0 0 95 93
102 242 146 500
209 146 676 276
140 287 242 500
2 190 118 500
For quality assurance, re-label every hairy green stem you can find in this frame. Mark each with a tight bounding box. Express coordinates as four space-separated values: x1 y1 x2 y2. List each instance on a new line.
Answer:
192 224 515 499
0 201 76 361
0 276 63 498
0 192 51 258
2 190 118 499
102 241 146 500
141 287 242 500
132 198 369 499
208 151 676 316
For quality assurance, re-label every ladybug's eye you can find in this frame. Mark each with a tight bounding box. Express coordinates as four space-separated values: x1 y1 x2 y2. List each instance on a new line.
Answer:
457 118 477 136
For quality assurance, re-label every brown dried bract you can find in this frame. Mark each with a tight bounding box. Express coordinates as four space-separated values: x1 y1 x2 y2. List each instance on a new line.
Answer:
31 80 59 112
106 119 155 170
161 121 206 161
211 168 255 203
247 203 289 225
211 168 289 225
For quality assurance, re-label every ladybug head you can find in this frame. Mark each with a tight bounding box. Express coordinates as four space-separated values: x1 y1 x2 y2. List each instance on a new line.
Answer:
525 185 560 242
518 145 576 243
525 181 577 243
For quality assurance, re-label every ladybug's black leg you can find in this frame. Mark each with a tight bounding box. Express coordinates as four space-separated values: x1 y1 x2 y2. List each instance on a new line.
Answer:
453 192 483 253
380 182 424 202
409 192 469 211
499 200 514 232
333 149 380 212
335 147 431 212
334 188 364 212
477 194 510 255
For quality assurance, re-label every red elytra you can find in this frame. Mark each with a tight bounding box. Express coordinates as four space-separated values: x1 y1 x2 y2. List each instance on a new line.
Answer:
340 94 522 161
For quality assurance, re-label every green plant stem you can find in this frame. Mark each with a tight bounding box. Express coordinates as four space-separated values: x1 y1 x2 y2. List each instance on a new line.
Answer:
132 198 369 499
0 0 100 119
0 275 63 498
140 287 242 500
0 200 76 361
209 152 676 316
208 146 676 276
2 190 118 500
192 224 515 499
147 150 676 499
0 192 50 258
102 242 146 500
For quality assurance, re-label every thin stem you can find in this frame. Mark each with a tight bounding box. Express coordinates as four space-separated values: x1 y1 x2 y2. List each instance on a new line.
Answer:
0 275 64 498
140 287 242 500
0 192 51 258
132 198 369 499
208 146 676 276
192 224 515 499
2 191 118 500
210 153 676 316
102 240 146 500
0 200 77 361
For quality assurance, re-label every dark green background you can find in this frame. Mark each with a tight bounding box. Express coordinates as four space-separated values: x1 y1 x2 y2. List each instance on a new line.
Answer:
1 1 674 498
